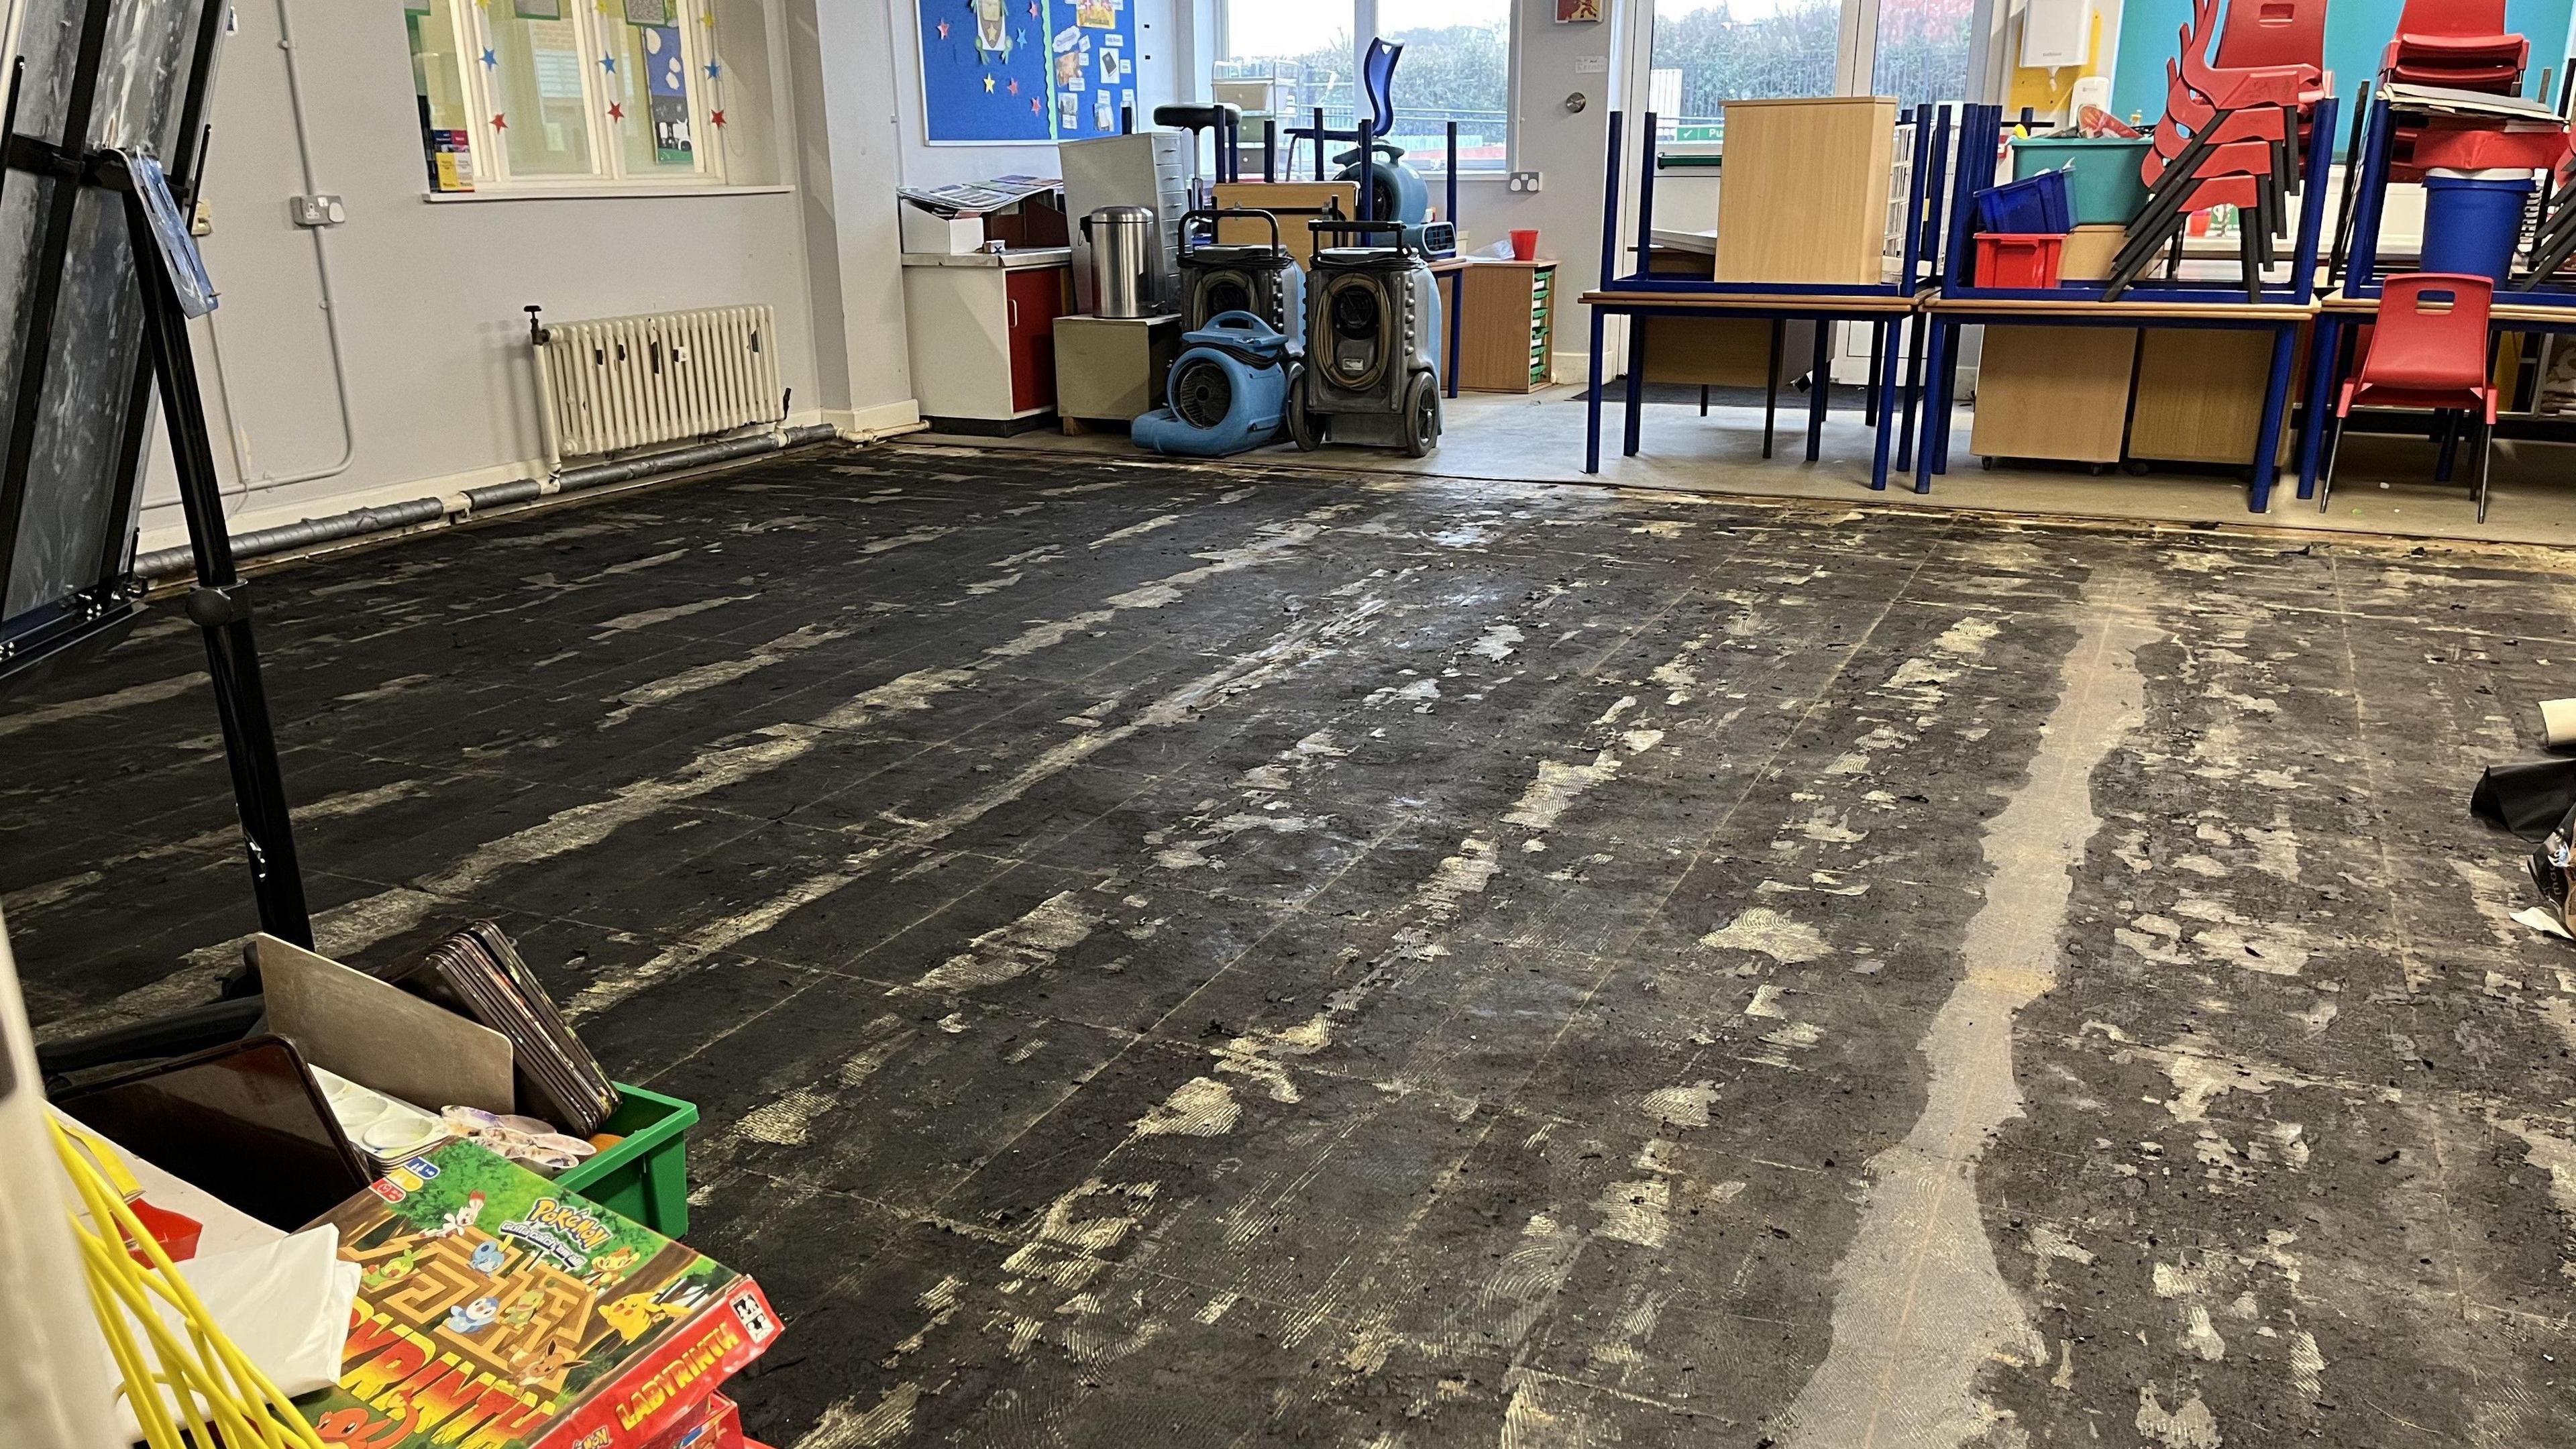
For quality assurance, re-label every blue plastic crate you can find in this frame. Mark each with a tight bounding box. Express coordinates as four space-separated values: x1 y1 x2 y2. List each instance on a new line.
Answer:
1974 171 2073 236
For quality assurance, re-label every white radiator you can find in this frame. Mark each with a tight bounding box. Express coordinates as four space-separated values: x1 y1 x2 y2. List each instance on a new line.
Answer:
531 305 781 465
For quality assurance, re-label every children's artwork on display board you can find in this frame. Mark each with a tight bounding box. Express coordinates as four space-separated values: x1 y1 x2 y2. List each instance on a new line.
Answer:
918 0 1136 145
640 22 692 165
1555 0 1601 20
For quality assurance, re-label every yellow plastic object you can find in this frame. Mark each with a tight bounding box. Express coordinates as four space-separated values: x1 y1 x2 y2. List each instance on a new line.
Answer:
50 1118 325 1449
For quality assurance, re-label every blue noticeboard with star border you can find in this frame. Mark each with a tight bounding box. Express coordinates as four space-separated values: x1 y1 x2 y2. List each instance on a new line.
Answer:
917 0 1137 146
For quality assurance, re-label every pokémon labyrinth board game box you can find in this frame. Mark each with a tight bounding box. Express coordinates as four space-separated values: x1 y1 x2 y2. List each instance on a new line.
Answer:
293 1140 779 1449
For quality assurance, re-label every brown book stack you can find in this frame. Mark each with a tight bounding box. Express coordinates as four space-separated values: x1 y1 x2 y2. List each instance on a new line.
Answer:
395 921 619 1136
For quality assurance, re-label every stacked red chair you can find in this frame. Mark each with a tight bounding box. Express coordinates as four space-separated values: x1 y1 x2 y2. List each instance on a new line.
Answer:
2382 0 2532 180
2316 272 2504 519
2113 0 2326 296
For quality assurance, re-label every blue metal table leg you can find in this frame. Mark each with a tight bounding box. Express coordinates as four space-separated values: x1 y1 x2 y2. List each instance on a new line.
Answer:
1913 319 1951 494
1929 318 1962 476
1805 319 1831 462
1446 272 1462 399
1623 316 1647 457
1585 308 1606 474
2295 315 2341 500
1896 315 1925 472
2249 321 2297 514
1869 313 1902 491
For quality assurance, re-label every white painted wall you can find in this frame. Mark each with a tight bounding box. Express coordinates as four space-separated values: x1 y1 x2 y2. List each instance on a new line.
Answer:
140 0 907 554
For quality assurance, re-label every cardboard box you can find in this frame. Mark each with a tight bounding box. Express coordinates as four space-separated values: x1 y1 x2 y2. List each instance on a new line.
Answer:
900 204 985 255
293 1140 779 1449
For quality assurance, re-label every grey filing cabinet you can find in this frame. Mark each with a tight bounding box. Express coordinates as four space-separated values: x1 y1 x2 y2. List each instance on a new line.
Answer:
1061 132 1189 314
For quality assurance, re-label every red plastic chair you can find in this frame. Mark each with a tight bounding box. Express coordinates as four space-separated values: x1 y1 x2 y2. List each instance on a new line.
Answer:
2319 274 2502 519
2381 0 2528 88
2214 0 2326 85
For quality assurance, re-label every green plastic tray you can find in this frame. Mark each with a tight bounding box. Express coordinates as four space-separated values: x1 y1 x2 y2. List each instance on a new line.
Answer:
2011 137 2153 227
555 1082 699 1236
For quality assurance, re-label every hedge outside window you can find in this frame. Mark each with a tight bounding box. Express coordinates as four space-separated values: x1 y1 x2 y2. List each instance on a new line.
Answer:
1217 1 1513 173
405 0 729 193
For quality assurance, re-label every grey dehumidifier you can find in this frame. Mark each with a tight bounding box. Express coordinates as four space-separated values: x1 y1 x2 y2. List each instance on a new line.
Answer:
1287 218 1442 458
1177 209 1306 350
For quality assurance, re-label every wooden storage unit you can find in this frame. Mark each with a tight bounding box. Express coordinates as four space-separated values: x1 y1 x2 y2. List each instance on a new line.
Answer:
1053 313 1181 429
1454 259 1558 392
2130 328 2296 465
900 250 1071 435
1971 325 2137 465
1209 181 1362 269
1713 97 1898 286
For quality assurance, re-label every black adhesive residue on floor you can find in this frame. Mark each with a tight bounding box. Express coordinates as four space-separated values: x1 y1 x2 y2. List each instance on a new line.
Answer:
5 445 2573 1447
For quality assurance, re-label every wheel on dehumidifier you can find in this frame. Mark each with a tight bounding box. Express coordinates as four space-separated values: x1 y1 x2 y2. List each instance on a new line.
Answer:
1403 370 1439 459
1285 366 1321 451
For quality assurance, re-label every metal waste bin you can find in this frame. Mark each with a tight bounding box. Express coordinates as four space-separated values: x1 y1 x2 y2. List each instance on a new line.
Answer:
1083 205 1157 318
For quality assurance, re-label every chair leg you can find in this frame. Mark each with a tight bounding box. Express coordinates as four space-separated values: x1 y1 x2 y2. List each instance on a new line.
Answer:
2318 412 2346 511
2473 416 2494 523
2434 411 2459 482
1864 322 1882 426
1700 384 1710 417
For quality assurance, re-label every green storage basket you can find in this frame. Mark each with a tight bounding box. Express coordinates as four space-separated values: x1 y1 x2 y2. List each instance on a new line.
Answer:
2010 138 2153 227
555 1082 699 1236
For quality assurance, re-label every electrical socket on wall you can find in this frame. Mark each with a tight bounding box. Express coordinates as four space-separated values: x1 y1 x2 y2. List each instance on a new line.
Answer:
288 194 346 227
1507 172 1544 193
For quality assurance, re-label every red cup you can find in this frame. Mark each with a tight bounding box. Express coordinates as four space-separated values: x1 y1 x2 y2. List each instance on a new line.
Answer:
1509 228 1540 260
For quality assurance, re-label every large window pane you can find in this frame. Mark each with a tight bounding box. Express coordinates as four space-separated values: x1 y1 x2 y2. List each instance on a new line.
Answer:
1379 0 1510 171
1870 0 1974 113
1219 1 1357 142
608 7 702 176
485 3 595 177
1650 0 1841 144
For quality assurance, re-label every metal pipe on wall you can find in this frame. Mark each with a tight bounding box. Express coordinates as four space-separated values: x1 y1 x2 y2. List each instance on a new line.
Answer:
201 0 359 511
129 425 839 579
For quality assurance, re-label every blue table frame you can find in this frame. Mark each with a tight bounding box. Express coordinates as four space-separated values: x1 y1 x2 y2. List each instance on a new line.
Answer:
1913 295 2319 509
1574 103 1953 490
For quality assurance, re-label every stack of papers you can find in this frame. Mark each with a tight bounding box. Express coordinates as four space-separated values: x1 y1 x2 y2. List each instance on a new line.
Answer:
2382 83 2570 129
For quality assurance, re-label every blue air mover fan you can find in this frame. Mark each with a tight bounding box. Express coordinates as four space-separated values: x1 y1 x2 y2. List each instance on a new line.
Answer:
1131 312 1295 458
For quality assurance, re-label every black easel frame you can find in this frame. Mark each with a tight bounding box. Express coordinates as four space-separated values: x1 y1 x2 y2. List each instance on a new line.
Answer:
3 0 313 967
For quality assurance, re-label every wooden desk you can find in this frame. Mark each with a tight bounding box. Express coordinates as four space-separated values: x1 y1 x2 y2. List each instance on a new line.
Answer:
1917 294 2319 510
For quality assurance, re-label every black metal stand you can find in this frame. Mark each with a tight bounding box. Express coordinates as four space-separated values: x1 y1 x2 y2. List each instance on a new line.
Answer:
0 2 313 958
103 156 313 954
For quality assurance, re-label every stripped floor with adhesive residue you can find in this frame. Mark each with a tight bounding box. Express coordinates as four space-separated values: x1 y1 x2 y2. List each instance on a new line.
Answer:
6 443 2576 1447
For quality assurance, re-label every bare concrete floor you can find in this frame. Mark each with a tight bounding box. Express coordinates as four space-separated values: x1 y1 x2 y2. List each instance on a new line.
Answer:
4 443 2574 1446
930 383 2576 549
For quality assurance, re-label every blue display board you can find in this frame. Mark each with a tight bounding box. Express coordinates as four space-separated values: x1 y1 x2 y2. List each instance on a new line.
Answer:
2110 0 2575 148
917 0 1139 146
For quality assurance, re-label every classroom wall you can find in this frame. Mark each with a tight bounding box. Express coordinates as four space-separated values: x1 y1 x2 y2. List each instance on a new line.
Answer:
138 0 912 555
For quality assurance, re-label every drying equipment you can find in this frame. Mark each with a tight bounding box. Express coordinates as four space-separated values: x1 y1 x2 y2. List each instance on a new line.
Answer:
1131 312 1297 459
1177 209 1307 350
1287 219 1444 458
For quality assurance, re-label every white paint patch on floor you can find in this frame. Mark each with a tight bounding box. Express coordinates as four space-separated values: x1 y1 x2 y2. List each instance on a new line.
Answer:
1780 572 2155 1449
1136 1076 1242 1137
1472 623 1525 661
601 623 849 727
590 594 751 637
1089 513 1183 548
1504 752 1622 831
1701 907 1831 965
916 892 1099 991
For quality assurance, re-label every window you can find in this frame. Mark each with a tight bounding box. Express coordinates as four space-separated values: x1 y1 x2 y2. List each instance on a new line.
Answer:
1870 0 1975 117
1650 0 1843 144
1216 0 1513 174
404 0 729 193
1377 0 1511 172
1642 0 1978 148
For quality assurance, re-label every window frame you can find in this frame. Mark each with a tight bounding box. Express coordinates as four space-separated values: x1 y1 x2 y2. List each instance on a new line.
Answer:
415 0 729 196
1214 0 1519 178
